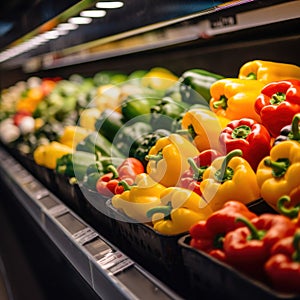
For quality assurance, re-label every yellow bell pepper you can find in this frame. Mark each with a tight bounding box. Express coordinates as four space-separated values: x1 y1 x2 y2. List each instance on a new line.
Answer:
59 125 91 148
79 108 101 130
33 141 73 169
141 67 178 91
146 187 213 235
256 140 300 212
146 133 199 187
200 149 260 211
180 107 229 152
209 78 264 123
238 60 300 84
111 173 166 222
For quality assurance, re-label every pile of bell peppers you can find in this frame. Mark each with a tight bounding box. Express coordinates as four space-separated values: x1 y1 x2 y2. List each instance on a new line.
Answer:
24 60 300 294
189 200 300 292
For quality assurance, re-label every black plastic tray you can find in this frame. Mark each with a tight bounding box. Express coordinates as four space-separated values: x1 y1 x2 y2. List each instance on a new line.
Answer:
178 235 300 300
106 199 185 273
79 185 116 241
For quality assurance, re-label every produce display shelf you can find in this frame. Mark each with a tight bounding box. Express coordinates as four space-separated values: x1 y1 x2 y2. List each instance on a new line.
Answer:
0 146 182 300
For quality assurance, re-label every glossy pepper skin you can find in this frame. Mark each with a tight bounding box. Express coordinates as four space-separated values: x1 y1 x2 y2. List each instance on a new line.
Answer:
133 129 170 168
264 231 300 293
255 80 300 137
219 118 271 171
146 187 213 235
146 133 199 187
179 149 222 195
238 60 300 83
256 140 300 212
200 150 260 211
189 201 257 260
96 158 144 197
33 141 73 169
179 107 229 152
114 121 152 157
179 69 224 105
111 173 166 222
210 78 264 123
150 97 190 131
224 214 296 279
273 113 300 146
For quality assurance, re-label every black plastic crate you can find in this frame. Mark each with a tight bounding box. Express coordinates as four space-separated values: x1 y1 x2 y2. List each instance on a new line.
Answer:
106 199 185 272
178 235 300 300
80 186 116 241
53 173 88 215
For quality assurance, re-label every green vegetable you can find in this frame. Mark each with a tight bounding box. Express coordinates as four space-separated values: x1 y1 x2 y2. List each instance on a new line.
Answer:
121 95 161 123
94 109 124 143
83 172 101 191
76 132 124 158
84 156 124 191
150 97 190 131
114 122 152 157
56 151 96 181
133 129 170 167
179 69 224 105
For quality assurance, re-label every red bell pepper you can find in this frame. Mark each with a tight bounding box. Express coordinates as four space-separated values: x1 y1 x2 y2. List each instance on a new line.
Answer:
96 158 144 196
219 118 271 171
223 214 296 279
96 165 121 197
179 149 221 195
117 157 144 181
189 201 257 261
265 231 300 293
255 79 300 137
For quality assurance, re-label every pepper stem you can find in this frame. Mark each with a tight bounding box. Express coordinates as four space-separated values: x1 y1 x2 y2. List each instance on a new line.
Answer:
213 233 225 249
246 72 257 80
188 157 207 181
214 149 243 183
264 158 290 178
176 124 197 140
107 165 119 179
118 180 132 191
289 113 300 141
270 92 286 105
145 153 163 162
235 217 266 240
277 195 300 219
146 202 172 221
231 125 251 139
213 95 228 110
292 232 300 262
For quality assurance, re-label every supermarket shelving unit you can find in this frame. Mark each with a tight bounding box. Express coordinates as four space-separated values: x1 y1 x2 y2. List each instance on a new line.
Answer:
0 1 300 299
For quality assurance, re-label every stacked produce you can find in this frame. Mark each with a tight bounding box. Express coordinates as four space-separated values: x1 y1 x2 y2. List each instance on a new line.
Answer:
1 60 300 295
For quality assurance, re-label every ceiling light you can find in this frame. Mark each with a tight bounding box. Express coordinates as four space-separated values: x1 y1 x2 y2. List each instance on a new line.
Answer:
96 1 124 9
57 23 79 30
68 17 92 25
80 10 106 18
42 31 60 40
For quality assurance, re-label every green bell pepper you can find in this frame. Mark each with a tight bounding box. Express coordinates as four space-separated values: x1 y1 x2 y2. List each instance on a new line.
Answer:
133 129 170 168
114 122 153 157
150 97 190 131
179 69 224 105
94 109 124 143
56 151 96 181
76 132 124 158
121 95 161 123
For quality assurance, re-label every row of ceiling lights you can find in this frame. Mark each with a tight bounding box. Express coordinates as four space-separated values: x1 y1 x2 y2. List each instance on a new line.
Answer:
0 1 124 63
